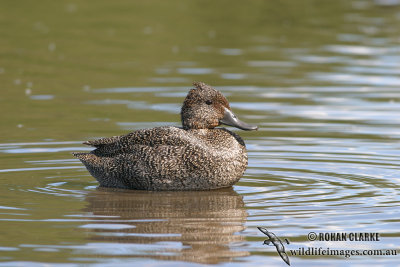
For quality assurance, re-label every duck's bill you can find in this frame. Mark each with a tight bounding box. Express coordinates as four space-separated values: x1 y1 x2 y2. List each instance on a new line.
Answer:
220 108 258 131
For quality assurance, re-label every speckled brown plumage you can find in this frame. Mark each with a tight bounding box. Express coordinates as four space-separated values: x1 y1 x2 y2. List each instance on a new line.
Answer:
73 82 257 191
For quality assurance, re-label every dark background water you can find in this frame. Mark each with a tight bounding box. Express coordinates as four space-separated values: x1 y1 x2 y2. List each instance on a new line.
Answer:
1 0 400 266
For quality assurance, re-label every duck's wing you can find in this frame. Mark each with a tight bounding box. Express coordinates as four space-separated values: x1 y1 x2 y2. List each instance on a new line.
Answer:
83 136 121 147
83 126 188 156
73 127 205 189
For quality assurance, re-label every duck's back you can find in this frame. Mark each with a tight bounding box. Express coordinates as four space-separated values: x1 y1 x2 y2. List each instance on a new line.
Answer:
73 126 248 190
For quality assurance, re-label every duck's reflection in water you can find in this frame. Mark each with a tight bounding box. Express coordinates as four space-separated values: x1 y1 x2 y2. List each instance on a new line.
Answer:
83 187 249 264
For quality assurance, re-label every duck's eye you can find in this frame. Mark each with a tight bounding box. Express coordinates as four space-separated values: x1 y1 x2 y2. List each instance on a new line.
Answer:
205 100 212 105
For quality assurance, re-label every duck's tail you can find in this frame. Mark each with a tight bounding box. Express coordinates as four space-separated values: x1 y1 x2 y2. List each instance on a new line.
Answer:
73 152 130 189
72 152 101 167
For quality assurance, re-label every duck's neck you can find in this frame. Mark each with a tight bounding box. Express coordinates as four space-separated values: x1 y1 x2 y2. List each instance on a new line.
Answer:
181 113 219 130
181 115 209 130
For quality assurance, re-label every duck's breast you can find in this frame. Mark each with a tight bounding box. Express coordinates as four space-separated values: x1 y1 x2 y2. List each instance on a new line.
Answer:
182 128 248 186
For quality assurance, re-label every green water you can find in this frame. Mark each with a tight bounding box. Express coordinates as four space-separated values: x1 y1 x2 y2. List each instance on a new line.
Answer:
1 1 400 266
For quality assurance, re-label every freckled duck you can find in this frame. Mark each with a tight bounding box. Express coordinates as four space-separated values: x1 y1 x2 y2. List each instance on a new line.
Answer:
73 82 257 190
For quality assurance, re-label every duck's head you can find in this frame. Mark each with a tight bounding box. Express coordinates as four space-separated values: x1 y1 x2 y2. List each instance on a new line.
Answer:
181 82 258 131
